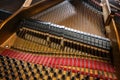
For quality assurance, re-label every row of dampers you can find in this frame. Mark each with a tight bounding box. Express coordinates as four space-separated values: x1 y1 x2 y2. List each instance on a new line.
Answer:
21 19 111 50
16 29 111 60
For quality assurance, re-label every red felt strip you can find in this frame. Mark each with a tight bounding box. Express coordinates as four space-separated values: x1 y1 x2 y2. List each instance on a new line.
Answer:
0 49 117 80
1 49 115 72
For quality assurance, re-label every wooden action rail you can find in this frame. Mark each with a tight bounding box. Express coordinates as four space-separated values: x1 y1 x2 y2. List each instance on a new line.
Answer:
0 26 111 62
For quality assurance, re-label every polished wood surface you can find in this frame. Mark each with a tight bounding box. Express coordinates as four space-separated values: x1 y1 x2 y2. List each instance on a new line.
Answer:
31 0 43 5
22 0 33 8
108 18 120 79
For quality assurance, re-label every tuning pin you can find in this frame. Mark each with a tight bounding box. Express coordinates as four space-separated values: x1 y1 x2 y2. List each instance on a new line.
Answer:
20 60 24 65
95 77 100 80
5 76 9 80
27 62 30 65
29 66 32 71
0 55 3 58
1 59 4 64
12 59 16 63
14 61 17 65
50 67 54 72
40 73 43 78
53 72 57 77
47 76 52 80
82 78 85 80
11 72 15 77
2 61 5 65
0 73 2 77
3 66 7 70
34 64 37 68
58 69 62 74
23 69 27 73
16 66 19 71
19 77 23 80
37 69 40 73
42 66 46 71
22 64 24 68
61 75 66 80
9 65 12 69
27 62 30 66
76 72 80 78
71 76 75 80
18 72 22 76
6 56 9 60
9 69 14 73
12 74 15 78
10 67 13 72
45 70 49 75
26 74 29 79
67 71 71 76
32 71 35 76
34 76 37 80
5 71 8 76
84 75 90 80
